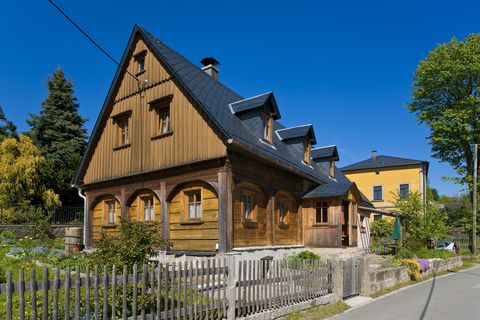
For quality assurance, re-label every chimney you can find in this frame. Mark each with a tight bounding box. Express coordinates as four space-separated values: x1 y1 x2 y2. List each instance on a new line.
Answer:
372 150 377 159
200 57 220 79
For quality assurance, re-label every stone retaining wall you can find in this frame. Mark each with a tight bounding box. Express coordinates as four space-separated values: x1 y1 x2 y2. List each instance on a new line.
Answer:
368 265 410 295
367 256 463 296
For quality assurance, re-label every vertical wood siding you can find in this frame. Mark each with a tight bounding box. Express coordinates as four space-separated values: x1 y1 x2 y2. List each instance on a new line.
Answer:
169 185 219 251
232 183 268 248
83 37 226 184
92 198 122 240
303 198 342 247
273 192 299 245
128 193 161 222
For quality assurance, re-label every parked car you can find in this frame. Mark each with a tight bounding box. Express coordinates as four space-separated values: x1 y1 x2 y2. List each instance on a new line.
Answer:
435 240 459 254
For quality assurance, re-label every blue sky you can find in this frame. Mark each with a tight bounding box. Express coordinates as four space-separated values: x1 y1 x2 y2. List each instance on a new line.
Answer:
1 0 479 196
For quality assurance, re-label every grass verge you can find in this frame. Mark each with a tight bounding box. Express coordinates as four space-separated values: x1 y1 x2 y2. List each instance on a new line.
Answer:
284 301 350 320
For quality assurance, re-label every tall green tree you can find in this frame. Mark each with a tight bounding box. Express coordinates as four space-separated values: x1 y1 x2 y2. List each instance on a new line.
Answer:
407 34 480 200
27 67 88 206
0 117 17 140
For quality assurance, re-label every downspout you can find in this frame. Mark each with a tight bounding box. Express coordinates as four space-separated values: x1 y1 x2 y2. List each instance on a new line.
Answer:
73 184 88 249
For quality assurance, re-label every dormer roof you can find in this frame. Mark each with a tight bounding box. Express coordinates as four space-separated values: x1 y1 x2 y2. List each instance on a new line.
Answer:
311 145 339 161
276 124 317 145
229 92 281 119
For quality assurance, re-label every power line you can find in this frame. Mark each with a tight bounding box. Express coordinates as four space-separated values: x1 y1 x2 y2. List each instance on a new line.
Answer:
47 0 140 82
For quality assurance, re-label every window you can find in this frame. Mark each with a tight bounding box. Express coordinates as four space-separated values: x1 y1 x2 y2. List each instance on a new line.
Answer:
142 196 155 222
315 201 328 224
138 57 145 73
373 186 383 201
261 113 272 143
150 95 173 138
304 140 312 164
399 184 409 199
158 108 170 134
373 214 382 221
118 118 130 146
242 193 254 221
187 191 202 219
112 111 132 148
278 200 288 225
105 200 116 224
134 50 147 75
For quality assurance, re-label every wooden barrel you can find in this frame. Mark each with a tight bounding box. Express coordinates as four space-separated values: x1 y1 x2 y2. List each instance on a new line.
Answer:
64 227 83 252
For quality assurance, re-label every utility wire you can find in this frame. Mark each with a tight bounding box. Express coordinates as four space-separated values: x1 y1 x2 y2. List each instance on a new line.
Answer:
47 0 140 82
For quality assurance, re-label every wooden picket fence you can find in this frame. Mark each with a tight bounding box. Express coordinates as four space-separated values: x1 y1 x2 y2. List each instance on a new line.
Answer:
0 258 332 320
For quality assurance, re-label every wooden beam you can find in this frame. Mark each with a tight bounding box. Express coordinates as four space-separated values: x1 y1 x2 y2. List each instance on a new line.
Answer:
160 181 169 247
218 167 228 254
84 195 92 249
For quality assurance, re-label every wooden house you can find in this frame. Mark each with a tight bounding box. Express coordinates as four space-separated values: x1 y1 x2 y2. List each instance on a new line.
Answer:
74 25 373 254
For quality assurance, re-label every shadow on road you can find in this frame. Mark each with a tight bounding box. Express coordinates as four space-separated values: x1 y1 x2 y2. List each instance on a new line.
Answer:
419 272 437 320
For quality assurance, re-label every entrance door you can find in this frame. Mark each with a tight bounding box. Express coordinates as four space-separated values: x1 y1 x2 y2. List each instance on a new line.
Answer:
342 201 349 246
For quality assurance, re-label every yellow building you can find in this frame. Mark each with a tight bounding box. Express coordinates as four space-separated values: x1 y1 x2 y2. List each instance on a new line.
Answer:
341 151 428 220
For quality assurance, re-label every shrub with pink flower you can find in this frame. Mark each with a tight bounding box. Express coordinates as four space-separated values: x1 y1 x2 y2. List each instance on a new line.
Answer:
415 259 431 273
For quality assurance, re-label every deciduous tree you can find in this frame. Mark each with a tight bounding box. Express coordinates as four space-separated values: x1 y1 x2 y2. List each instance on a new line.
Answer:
407 34 480 200
0 135 60 208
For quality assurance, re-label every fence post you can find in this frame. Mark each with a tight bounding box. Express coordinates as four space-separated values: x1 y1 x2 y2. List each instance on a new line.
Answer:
331 260 344 302
358 256 370 296
226 256 237 320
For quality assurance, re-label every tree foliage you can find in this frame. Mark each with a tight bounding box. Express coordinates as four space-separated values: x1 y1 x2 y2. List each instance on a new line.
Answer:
0 135 60 208
27 67 88 205
0 118 18 141
395 191 449 248
90 219 169 267
407 34 480 198
371 219 394 241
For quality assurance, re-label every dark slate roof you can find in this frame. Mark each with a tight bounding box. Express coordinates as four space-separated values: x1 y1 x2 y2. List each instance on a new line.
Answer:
74 25 329 185
340 155 429 173
275 125 317 144
311 145 339 161
303 165 352 198
229 92 280 119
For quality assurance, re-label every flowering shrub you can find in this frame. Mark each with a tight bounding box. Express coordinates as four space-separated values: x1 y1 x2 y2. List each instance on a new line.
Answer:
415 259 431 273
401 259 421 281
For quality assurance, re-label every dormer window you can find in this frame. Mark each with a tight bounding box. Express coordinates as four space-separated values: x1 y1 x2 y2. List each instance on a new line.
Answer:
261 112 273 143
134 50 147 75
304 140 311 164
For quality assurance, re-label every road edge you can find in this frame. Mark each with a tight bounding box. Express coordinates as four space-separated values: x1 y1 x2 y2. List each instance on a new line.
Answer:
327 264 480 319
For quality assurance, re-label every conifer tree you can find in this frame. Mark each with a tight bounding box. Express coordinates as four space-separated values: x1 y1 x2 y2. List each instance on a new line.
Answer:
27 67 88 206
0 118 17 140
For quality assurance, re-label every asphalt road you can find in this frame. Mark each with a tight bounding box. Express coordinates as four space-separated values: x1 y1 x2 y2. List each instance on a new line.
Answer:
333 265 480 320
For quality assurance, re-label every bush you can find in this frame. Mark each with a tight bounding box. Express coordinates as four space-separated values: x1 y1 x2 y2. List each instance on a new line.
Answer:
285 250 321 269
371 219 394 241
23 209 55 240
401 259 421 281
0 230 16 244
89 219 169 267
395 247 414 259
411 247 457 259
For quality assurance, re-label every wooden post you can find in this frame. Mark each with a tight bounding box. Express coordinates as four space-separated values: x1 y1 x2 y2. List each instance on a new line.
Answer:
160 181 169 245
266 193 275 246
226 256 237 320
84 195 92 248
121 188 127 220
218 169 228 254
